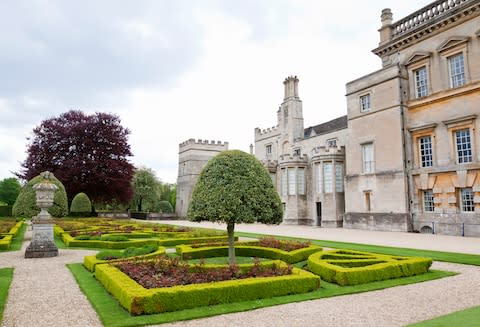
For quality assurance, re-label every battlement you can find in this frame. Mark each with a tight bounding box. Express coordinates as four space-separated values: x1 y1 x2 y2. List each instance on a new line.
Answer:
311 145 345 158
279 153 309 165
255 125 280 136
284 75 299 100
179 138 229 149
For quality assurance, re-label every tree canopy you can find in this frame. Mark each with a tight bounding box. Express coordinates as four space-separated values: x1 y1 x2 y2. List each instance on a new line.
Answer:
18 110 134 205
131 167 175 212
187 150 283 263
0 177 21 205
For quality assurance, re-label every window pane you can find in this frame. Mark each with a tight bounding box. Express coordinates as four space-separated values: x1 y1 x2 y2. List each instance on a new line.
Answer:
419 136 433 167
335 163 343 192
360 94 371 112
281 169 287 196
455 129 472 163
297 168 305 195
324 163 333 193
461 188 474 212
415 66 428 97
449 53 465 88
423 190 434 212
316 163 322 194
362 143 374 173
266 145 272 155
288 168 296 195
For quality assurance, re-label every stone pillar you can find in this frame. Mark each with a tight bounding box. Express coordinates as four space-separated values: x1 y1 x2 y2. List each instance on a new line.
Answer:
25 171 59 258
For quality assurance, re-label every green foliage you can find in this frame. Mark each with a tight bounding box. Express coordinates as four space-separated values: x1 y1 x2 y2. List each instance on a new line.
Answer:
95 260 319 314
123 245 159 257
168 186 176 211
96 250 124 260
0 178 21 205
0 205 12 217
156 200 173 213
101 235 130 242
188 150 283 225
177 244 322 264
307 249 432 286
12 174 68 218
70 192 92 214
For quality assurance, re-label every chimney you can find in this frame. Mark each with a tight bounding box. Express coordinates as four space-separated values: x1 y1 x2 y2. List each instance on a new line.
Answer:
378 8 393 46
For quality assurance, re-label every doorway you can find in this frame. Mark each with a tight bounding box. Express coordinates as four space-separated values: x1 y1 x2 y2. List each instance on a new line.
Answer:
316 202 322 226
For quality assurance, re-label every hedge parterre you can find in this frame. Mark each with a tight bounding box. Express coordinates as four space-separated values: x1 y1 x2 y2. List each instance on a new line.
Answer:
0 220 23 250
307 249 432 286
95 259 320 314
54 218 233 249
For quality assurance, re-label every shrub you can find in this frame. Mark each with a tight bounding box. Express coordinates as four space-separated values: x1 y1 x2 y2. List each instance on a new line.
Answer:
307 249 432 286
70 192 92 216
0 205 12 217
96 250 124 260
101 235 130 242
156 200 173 213
12 174 68 218
95 260 320 314
123 245 159 258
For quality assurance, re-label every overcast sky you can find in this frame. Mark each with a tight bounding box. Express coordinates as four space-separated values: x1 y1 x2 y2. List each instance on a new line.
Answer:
0 0 433 184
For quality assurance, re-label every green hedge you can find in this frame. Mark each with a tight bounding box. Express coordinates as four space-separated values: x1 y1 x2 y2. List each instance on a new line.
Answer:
83 247 166 272
95 260 320 314
0 205 12 217
307 249 432 286
0 221 23 250
176 244 322 264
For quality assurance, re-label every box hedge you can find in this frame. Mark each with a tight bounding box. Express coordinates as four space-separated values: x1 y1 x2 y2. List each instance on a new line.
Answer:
0 221 22 250
83 246 166 272
95 260 320 314
307 249 432 286
176 243 322 264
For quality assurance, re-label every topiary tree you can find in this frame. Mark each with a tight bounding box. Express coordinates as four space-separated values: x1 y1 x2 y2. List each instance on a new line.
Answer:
12 173 68 218
156 200 173 213
187 150 283 264
70 192 92 216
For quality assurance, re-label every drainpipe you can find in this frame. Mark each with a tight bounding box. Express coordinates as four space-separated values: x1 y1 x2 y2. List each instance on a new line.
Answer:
398 64 415 232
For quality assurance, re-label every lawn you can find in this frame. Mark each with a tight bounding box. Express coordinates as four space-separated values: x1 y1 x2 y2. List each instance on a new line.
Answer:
69 263 455 327
0 268 13 322
408 305 480 326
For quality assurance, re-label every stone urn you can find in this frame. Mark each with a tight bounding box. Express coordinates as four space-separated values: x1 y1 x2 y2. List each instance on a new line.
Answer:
25 171 59 258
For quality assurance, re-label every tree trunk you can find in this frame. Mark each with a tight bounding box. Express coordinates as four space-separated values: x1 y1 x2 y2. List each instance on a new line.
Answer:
227 221 236 265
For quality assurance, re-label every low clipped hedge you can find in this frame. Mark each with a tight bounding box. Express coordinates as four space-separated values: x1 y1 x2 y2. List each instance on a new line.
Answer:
95 260 320 314
176 243 322 264
83 246 166 272
0 221 23 250
307 249 432 286
56 225 237 249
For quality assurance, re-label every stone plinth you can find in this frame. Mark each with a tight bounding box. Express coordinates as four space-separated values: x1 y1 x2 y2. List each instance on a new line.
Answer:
25 220 58 258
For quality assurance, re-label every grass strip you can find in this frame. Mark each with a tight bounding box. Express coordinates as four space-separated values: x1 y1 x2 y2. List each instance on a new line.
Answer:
408 305 480 326
0 268 14 322
235 231 480 266
68 263 455 327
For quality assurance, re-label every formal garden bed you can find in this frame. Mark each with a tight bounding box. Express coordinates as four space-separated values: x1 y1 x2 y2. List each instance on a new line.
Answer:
176 237 322 264
54 218 234 249
0 220 23 250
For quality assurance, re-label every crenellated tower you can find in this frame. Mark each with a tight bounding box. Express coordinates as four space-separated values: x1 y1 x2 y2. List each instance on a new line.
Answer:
176 139 228 217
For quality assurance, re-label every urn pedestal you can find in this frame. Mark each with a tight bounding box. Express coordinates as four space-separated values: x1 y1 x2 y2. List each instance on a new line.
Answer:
25 171 59 258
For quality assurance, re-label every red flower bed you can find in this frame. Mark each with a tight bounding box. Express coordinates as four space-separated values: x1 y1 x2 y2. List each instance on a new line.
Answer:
258 237 311 252
115 256 292 289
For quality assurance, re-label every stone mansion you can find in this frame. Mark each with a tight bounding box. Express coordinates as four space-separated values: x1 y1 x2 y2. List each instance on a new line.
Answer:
177 0 480 237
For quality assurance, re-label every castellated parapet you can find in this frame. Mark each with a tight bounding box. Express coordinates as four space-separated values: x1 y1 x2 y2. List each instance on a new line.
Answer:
254 126 280 142
176 138 229 217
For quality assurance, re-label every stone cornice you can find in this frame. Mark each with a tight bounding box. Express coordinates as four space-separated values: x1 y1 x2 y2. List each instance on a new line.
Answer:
372 0 480 58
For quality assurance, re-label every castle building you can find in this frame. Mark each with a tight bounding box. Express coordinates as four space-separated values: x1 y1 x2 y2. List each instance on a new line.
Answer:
177 0 480 237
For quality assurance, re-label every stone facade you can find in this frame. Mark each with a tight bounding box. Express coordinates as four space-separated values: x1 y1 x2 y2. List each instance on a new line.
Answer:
176 0 480 237
175 138 228 217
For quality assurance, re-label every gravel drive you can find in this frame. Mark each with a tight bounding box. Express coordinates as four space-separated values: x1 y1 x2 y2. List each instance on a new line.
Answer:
1 222 479 327
0 230 102 327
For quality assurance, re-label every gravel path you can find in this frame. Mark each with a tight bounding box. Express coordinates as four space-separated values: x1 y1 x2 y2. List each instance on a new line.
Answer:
1 223 479 327
0 230 102 327
159 261 480 327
